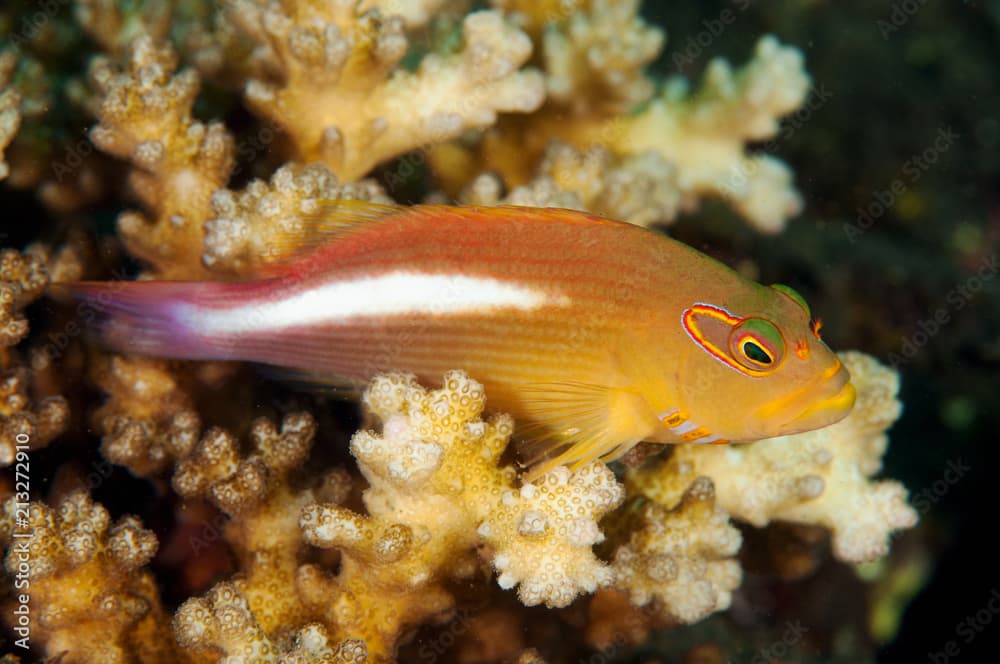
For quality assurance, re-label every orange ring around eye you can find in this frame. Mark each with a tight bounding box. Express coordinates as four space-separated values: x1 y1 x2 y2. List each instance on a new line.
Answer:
728 318 785 375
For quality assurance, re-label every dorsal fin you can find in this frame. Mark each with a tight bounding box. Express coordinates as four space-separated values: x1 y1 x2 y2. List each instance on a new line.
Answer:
252 199 402 276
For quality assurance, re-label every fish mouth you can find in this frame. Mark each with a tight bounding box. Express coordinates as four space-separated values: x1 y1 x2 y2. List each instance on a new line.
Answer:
777 379 856 434
753 359 857 436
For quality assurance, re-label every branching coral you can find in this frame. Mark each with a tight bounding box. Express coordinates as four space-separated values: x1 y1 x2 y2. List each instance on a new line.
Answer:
0 250 47 350
170 412 377 662
75 0 173 57
231 3 545 181
297 371 623 659
527 0 663 116
0 49 52 190
627 352 918 563
460 142 681 227
91 355 201 477
173 413 321 636
0 51 21 182
583 36 810 232
610 477 742 624
89 35 235 277
0 250 69 464
175 582 370 663
0 491 179 663
435 0 809 232
0 367 69 466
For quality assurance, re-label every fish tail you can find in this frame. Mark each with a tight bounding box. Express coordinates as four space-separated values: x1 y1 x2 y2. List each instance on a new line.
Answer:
53 280 230 360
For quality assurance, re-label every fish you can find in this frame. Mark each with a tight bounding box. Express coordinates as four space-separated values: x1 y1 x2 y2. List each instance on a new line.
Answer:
58 202 855 477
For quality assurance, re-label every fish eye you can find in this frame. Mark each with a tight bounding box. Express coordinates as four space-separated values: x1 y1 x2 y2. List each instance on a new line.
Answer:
729 318 785 372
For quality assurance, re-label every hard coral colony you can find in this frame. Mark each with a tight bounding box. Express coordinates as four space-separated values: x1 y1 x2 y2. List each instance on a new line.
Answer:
0 2 916 664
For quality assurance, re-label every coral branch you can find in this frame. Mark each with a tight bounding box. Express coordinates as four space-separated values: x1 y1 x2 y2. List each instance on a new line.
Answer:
89 35 234 277
0 250 47 349
92 355 201 477
0 51 22 182
295 371 624 659
433 25 809 232
610 476 742 624
0 367 69 466
235 4 544 180
0 492 179 663
0 250 69 464
173 413 321 635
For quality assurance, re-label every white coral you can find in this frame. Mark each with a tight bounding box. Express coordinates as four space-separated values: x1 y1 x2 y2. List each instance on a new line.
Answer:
234 3 545 180
611 477 742 624
486 463 624 607
311 371 625 609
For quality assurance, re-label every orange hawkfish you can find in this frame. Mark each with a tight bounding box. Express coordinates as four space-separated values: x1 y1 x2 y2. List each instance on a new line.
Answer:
63 203 855 476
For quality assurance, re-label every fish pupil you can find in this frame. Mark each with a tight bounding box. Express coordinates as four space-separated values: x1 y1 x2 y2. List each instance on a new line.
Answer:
742 340 772 364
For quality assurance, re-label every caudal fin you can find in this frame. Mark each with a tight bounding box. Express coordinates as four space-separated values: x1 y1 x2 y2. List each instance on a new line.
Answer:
53 280 227 360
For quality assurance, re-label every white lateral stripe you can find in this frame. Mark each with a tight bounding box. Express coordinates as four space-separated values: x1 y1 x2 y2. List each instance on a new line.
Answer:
695 433 721 444
185 271 565 336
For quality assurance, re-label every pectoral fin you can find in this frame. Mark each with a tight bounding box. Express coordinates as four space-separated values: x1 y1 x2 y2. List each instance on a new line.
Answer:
516 381 657 480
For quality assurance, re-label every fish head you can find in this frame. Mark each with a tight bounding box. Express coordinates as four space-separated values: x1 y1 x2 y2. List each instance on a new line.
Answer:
673 283 855 442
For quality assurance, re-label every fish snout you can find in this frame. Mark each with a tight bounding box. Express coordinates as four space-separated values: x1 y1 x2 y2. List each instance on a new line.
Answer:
776 361 856 435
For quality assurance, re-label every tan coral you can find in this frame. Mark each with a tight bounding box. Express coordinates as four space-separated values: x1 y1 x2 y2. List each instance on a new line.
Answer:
360 0 449 29
0 50 52 189
534 0 663 116
0 368 69 466
174 582 370 663
584 35 811 232
298 371 623 659
0 250 68 464
232 2 544 181
435 31 810 232
479 463 624 607
75 0 173 57
460 142 681 227
0 51 22 182
203 162 392 274
0 249 48 349
628 352 918 563
0 492 181 663
173 581 276 661
173 413 322 636
89 35 234 277
610 476 742 624
91 355 201 477
188 0 450 89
